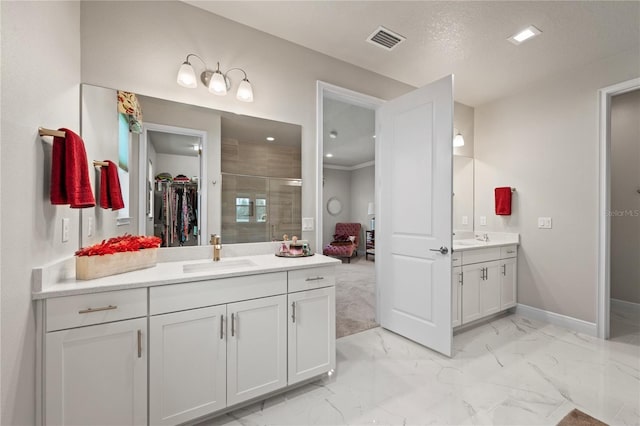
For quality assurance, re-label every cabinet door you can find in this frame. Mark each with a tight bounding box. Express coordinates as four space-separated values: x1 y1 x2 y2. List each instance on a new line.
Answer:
500 257 517 310
481 261 502 316
45 318 147 426
452 267 462 327
461 264 482 324
149 305 227 426
227 295 287 406
288 287 336 385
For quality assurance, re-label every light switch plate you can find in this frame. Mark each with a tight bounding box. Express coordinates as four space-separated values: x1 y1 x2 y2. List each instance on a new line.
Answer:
480 216 487 226
538 217 552 229
462 216 469 225
62 218 70 242
302 217 314 231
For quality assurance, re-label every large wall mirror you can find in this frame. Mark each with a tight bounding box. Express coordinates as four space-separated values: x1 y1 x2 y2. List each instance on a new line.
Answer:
80 84 302 248
453 155 474 234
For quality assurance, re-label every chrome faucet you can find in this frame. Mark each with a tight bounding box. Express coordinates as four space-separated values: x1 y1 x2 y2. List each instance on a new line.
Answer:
210 234 222 261
482 233 489 242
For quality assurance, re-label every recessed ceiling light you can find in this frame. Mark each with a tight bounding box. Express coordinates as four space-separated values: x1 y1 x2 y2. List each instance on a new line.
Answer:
508 25 542 45
372 135 376 139
329 130 338 139
325 153 333 158
266 136 275 142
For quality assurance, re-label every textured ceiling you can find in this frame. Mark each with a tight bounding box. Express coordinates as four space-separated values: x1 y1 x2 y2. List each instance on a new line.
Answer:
185 1 640 106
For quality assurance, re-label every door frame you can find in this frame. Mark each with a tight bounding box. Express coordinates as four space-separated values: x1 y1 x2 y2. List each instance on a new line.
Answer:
597 77 640 339
315 81 384 254
139 123 208 244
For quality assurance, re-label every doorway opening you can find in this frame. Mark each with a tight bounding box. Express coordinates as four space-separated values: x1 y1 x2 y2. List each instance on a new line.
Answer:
316 82 384 338
597 77 640 340
139 123 208 247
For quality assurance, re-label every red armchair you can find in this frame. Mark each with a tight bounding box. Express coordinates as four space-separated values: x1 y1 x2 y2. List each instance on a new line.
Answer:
323 223 361 263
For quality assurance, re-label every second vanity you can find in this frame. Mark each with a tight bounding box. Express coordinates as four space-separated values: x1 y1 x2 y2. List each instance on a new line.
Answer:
451 233 519 328
33 250 340 426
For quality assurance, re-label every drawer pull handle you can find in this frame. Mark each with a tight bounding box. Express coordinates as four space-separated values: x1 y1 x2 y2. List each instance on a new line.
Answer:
305 276 324 281
78 305 117 314
506 250 515 254
137 330 142 358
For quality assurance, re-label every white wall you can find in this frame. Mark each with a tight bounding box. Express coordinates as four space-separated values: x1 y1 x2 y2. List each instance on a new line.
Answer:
322 168 352 246
350 165 375 252
0 2 81 424
474 48 640 323
610 89 640 305
80 1 414 250
155 153 200 179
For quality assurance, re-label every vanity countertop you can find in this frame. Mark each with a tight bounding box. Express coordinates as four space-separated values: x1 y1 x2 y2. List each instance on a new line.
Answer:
33 253 341 300
452 232 519 252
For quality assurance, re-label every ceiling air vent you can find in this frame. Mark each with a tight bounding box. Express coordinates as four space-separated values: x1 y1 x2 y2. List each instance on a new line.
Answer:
366 26 406 51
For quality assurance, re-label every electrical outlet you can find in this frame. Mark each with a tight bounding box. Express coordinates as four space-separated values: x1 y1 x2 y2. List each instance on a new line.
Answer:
480 216 487 226
538 217 552 229
62 218 70 242
462 216 469 225
302 217 314 231
87 217 93 237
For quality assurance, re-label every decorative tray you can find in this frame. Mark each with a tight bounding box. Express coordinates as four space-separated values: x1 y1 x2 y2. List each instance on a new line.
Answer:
275 252 315 258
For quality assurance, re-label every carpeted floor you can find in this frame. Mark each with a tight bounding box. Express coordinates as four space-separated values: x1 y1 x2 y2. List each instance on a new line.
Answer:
335 255 378 338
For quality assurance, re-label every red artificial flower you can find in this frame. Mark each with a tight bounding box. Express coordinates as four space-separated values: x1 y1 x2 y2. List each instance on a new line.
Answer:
75 234 162 257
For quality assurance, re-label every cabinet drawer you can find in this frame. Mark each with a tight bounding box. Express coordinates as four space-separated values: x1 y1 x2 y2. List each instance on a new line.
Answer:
288 266 336 292
501 245 518 259
451 252 462 267
461 247 501 265
46 288 147 332
150 272 286 315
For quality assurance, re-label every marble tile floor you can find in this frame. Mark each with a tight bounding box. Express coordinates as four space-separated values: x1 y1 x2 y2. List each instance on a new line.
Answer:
202 314 640 426
610 301 640 347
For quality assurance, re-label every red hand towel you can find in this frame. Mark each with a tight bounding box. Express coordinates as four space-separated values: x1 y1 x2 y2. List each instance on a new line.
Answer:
495 187 512 215
99 160 125 210
50 128 96 208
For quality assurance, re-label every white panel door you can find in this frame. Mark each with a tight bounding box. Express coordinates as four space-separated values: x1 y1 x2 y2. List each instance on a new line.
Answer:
377 75 454 356
149 305 227 426
481 261 502 316
227 295 287 406
500 257 518 309
45 318 147 426
452 266 462 327
288 287 336 385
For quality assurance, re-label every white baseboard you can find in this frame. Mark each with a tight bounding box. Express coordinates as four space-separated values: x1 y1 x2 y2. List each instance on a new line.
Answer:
611 298 640 313
515 304 597 337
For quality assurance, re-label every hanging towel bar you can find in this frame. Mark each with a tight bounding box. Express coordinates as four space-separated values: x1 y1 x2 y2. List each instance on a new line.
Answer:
93 160 109 167
38 127 66 138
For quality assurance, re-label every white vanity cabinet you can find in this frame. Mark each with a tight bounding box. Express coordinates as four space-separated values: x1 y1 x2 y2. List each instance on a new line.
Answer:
454 244 518 327
36 256 338 426
43 290 148 426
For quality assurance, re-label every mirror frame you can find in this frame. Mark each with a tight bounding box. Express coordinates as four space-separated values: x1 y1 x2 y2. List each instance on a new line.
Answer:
138 122 208 243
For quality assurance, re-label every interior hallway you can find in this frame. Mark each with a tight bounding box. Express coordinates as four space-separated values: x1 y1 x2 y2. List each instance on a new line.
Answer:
203 314 640 425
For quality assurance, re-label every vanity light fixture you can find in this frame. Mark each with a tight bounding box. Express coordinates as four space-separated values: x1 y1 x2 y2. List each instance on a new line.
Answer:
508 25 542 45
453 129 465 147
177 53 254 102
329 130 338 139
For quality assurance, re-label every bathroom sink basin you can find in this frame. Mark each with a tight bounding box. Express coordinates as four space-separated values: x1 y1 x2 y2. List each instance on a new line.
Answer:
454 239 484 247
183 258 257 273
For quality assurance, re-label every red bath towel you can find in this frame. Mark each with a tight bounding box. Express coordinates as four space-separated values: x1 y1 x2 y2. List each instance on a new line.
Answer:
495 187 512 215
50 128 96 208
99 160 125 210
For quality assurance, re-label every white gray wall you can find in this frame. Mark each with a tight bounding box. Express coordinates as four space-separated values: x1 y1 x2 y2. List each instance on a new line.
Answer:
610 89 640 305
350 165 375 252
80 0 414 250
322 168 352 246
474 48 640 323
454 102 475 158
155 153 200 179
1 2 81 424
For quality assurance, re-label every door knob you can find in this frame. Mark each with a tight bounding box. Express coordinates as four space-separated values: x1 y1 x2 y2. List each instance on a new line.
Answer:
429 246 449 255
